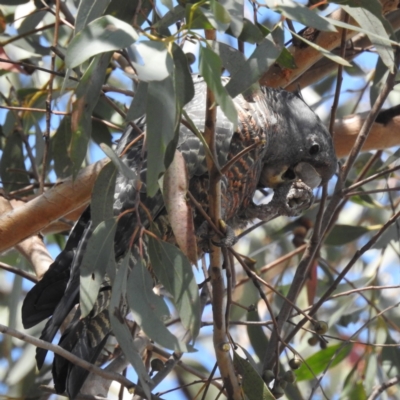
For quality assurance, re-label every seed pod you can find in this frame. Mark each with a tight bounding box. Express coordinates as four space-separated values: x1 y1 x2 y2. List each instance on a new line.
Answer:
308 335 319 346
289 356 302 370
150 358 164 372
282 370 296 384
262 369 275 383
314 321 328 335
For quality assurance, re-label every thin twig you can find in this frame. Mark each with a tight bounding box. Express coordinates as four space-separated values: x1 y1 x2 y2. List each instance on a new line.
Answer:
0 323 138 393
0 261 38 283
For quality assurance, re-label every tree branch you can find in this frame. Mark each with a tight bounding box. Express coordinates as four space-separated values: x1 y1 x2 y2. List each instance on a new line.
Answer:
260 0 399 89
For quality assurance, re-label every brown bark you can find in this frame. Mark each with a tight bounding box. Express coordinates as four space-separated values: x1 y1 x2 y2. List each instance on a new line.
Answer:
0 159 107 253
334 109 400 158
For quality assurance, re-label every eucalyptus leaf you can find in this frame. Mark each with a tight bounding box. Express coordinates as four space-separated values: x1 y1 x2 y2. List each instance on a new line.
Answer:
91 162 117 228
126 81 148 122
325 225 370 246
330 9 395 72
0 131 30 194
154 5 185 29
220 0 243 37
148 234 201 340
80 218 117 318
233 352 275 400
70 52 112 178
100 143 138 181
199 46 238 127
52 116 73 179
65 15 138 68
146 76 177 196
109 255 152 398
295 344 353 381
75 0 112 33
265 0 336 32
210 41 246 76
290 29 351 67
127 258 193 352
226 35 282 98
129 41 173 82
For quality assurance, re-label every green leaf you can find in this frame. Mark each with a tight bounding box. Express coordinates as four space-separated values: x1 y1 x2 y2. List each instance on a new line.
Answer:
127 257 193 352
295 344 353 381
80 218 117 318
199 46 238 127
91 162 117 228
265 0 336 32
109 254 152 398
105 0 152 26
129 41 174 82
200 4 230 32
148 234 201 341
70 52 112 178
236 18 265 44
233 352 275 400
75 0 112 33
220 0 244 37
100 143 138 181
276 47 297 69
247 311 269 366
172 44 195 108
331 8 395 72
226 34 282 98
210 41 247 76
51 116 73 178
65 15 138 68
325 225 370 246
90 119 113 147
160 0 173 11
185 3 214 30
146 76 177 196
154 5 185 29
373 224 399 249
0 131 30 194
210 0 231 24
126 81 148 122
289 28 352 67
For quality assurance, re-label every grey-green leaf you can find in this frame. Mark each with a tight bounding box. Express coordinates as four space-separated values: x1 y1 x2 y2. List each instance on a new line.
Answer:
220 0 244 37
233 351 275 400
148 235 201 341
0 131 30 194
341 6 395 72
290 29 351 67
199 46 238 127
128 41 174 82
109 255 152 398
65 15 138 68
100 143 138 181
126 81 148 122
127 258 193 352
325 225 370 246
265 0 336 32
75 0 112 34
146 76 177 197
91 162 117 228
80 218 117 318
70 52 112 178
226 34 282 98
